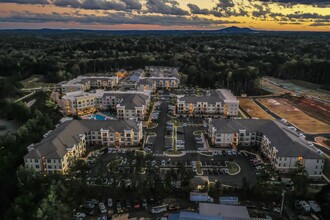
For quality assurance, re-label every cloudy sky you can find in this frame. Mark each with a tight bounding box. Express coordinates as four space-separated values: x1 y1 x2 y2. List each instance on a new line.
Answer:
0 0 329 31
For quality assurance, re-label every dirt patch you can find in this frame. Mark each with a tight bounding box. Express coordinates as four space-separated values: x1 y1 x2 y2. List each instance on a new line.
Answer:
286 96 330 124
238 98 274 120
315 137 330 150
258 98 330 134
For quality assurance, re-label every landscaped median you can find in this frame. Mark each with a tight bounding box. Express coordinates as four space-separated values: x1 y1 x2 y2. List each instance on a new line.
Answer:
198 151 213 157
196 161 203 176
225 161 241 175
193 130 207 135
163 150 186 157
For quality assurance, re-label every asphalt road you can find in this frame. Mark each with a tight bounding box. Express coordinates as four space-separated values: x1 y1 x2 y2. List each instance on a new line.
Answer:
184 126 207 151
151 101 169 154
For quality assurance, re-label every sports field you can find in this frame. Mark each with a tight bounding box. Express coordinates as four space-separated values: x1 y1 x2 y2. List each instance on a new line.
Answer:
258 98 330 134
238 98 274 120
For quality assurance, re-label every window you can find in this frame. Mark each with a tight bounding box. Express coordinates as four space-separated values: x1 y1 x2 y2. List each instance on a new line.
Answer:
35 165 40 169
316 166 318 169
47 159 51 163
48 165 52 169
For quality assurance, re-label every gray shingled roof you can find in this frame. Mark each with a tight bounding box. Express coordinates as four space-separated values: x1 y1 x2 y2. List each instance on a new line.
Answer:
179 96 224 104
137 78 155 85
24 120 140 159
119 94 149 109
211 119 322 159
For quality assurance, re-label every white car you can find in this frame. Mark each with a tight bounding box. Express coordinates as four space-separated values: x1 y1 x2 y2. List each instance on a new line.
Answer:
99 202 107 214
191 161 197 166
212 151 218 156
161 160 166 166
74 212 86 218
227 150 232 156
108 198 113 207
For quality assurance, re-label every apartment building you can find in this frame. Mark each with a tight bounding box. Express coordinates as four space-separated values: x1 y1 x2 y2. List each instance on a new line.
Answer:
136 66 180 91
208 119 324 177
61 90 150 120
24 119 143 174
59 76 119 93
177 89 239 117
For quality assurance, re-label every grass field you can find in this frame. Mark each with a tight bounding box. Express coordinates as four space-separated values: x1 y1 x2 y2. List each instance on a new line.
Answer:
20 75 55 89
258 98 330 133
238 98 274 120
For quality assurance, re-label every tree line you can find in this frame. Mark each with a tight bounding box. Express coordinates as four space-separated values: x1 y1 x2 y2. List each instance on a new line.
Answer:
1 32 330 98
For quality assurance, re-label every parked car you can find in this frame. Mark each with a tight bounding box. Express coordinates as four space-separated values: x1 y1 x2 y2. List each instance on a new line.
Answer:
99 202 107 214
107 198 113 208
74 212 86 218
142 199 147 208
134 200 141 209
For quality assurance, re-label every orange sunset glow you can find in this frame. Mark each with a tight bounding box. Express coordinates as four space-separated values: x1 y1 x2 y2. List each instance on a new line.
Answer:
0 0 329 31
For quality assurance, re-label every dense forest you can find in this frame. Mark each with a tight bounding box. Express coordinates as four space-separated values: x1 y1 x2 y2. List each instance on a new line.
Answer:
0 31 330 97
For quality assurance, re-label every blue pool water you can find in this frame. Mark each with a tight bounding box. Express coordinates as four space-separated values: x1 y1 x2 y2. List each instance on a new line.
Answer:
87 114 108 120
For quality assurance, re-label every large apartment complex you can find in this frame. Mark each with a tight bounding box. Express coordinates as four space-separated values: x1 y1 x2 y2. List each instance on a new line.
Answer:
24 119 143 174
208 119 324 177
59 76 119 93
177 89 239 117
61 90 150 120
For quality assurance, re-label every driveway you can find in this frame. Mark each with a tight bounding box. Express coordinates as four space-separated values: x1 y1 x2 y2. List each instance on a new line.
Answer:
150 101 169 154
184 126 207 151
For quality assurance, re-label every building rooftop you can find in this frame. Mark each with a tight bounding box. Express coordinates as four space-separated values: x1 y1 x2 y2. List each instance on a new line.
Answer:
24 120 140 159
179 89 238 104
61 75 118 86
199 203 250 219
145 66 179 79
210 119 323 159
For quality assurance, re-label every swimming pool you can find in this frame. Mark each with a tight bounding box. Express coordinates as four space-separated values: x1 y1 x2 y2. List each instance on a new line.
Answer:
87 114 108 120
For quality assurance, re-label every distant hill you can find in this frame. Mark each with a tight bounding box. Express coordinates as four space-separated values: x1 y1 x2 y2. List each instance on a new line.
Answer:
216 26 257 33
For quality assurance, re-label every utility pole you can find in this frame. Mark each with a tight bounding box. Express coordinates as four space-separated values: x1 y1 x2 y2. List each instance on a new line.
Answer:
280 190 286 216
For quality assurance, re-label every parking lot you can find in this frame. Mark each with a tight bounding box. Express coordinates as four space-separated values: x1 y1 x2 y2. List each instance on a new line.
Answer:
150 101 170 154
183 126 207 151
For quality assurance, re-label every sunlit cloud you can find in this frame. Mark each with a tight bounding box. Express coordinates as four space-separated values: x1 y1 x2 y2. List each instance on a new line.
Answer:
0 0 328 31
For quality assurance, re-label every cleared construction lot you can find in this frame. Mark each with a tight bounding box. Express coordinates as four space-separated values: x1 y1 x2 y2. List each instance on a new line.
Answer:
257 98 330 134
238 98 274 120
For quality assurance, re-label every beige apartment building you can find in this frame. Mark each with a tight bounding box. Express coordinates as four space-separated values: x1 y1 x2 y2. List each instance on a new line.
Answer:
24 119 143 174
61 90 150 120
59 76 119 93
177 89 239 117
208 119 324 178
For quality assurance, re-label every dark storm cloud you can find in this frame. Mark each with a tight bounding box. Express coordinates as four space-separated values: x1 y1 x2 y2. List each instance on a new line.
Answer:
80 0 126 10
0 10 239 26
0 0 48 4
187 3 223 17
146 0 190 15
53 0 142 11
122 0 142 10
216 0 235 8
213 0 248 17
187 4 210 15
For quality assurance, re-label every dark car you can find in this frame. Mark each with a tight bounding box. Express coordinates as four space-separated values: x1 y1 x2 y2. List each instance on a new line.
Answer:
134 200 140 209
126 200 131 209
